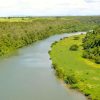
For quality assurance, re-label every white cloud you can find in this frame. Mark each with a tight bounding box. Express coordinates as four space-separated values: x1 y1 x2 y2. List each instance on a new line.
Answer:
85 0 100 3
0 0 100 16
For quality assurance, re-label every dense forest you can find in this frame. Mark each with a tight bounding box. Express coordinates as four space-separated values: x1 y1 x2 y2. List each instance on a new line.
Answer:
0 16 100 56
83 26 100 64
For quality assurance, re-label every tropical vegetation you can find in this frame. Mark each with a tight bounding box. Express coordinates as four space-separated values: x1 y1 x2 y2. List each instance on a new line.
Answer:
82 26 100 64
0 16 100 56
49 33 100 100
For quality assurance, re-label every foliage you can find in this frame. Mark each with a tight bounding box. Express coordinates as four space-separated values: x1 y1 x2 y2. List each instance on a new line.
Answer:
65 74 78 84
82 26 100 64
73 36 80 40
50 35 100 100
95 56 100 64
52 63 66 79
69 44 79 51
0 16 100 56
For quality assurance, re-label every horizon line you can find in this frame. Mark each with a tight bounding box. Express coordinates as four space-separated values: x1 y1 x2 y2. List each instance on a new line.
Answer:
0 15 100 18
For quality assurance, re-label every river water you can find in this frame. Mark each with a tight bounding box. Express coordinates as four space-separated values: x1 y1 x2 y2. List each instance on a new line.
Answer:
0 32 86 100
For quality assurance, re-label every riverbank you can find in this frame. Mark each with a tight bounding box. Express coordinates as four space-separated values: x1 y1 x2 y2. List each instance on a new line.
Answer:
0 16 100 57
49 34 100 100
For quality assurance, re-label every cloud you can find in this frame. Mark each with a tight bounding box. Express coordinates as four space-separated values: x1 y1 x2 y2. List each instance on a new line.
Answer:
85 0 100 3
0 0 100 16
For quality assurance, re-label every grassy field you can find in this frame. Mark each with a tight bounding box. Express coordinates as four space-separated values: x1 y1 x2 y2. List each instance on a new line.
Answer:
50 34 100 100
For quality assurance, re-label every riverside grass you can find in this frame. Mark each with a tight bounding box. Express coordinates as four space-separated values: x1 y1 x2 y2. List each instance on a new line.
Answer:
50 34 100 100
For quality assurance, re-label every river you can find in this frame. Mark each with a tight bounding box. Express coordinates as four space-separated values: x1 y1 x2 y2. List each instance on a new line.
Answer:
0 32 86 100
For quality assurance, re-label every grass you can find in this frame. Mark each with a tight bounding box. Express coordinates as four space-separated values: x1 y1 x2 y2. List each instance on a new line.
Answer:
50 34 100 100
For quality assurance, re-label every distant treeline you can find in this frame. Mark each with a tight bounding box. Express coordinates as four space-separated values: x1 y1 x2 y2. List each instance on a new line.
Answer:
0 16 100 56
83 26 100 64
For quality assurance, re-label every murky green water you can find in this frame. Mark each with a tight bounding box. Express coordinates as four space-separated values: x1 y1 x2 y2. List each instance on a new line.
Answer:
0 33 86 100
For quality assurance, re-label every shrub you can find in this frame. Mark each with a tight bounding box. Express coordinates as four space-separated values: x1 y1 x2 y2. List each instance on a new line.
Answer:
52 63 57 69
65 74 78 84
73 36 80 40
84 92 91 96
88 53 95 59
82 51 95 59
84 89 91 97
51 41 58 47
56 67 66 79
95 56 100 64
82 51 89 58
48 50 51 54
69 44 79 51
71 84 79 89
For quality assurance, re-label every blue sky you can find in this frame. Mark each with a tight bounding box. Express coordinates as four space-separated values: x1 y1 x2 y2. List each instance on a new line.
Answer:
0 0 100 16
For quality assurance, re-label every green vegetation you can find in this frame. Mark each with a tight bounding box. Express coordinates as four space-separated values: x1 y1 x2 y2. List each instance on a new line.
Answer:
69 44 79 51
82 26 100 64
73 36 80 40
0 16 100 56
50 34 100 100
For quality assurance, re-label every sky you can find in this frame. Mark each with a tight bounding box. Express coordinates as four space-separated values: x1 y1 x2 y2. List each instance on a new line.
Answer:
0 0 100 16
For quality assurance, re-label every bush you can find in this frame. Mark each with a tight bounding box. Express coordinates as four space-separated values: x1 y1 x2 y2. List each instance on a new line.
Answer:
82 51 89 58
52 63 57 69
65 74 78 84
95 56 100 64
84 89 91 97
48 50 51 54
71 84 79 89
55 67 66 79
82 51 94 59
73 36 80 40
51 41 58 47
69 44 79 51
